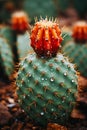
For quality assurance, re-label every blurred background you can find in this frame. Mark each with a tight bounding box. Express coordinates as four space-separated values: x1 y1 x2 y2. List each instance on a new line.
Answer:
0 0 87 25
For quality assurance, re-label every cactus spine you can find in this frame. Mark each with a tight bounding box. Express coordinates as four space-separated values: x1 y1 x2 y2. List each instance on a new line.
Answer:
63 21 87 77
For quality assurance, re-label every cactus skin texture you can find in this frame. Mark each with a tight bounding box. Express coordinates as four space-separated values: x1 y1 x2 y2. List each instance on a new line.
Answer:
31 19 62 58
11 11 29 34
17 32 33 60
63 42 87 77
16 53 78 126
61 32 72 46
63 22 87 77
0 26 16 48
16 19 78 127
0 37 14 79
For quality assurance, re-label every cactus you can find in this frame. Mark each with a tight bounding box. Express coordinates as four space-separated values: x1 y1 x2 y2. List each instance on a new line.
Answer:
23 0 57 23
10 11 31 62
11 11 29 34
63 21 87 77
0 25 16 48
16 18 78 127
61 27 72 46
16 32 33 60
0 37 14 80
72 21 87 41
31 19 62 58
0 25 31 63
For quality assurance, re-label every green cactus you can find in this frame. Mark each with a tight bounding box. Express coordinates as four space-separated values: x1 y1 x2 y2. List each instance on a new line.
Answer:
16 53 78 126
0 26 16 48
23 0 57 23
0 26 31 63
0 37 14 80
63 41 87 77
16 32 32 61
0 26 17 62
16 18 78 127
61 31 72 46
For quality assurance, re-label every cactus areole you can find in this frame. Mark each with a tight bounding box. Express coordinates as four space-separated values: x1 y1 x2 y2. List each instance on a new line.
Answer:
72 21 87 42
16 19 78 127
31 19 62 58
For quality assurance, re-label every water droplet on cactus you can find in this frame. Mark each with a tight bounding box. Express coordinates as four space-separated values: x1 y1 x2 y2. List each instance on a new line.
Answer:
28 73 31 77
45 78 47 81
50 77 54 82
40 112 44 116
42 78 44 81
51 108 54 111
72 79 74 83
64 72 67 76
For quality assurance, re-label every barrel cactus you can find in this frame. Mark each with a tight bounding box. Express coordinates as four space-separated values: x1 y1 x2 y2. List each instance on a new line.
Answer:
63 21 87 77
0 37 14 80
16 18 78 127
11 11 29 34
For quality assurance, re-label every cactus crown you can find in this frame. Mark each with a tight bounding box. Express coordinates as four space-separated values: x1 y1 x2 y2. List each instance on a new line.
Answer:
30 18 62 58
72 21 87 42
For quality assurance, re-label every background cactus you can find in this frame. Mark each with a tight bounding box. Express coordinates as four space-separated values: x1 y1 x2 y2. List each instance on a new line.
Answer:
61 27 72 46
63 21 87 77
16 32 33 61
0 25 16 48
16 19 78 127
0 37 14 81
11 11 29 34
0 24 31 63
23 0 57 23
